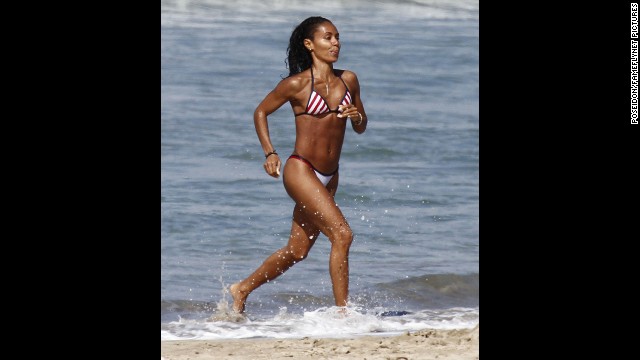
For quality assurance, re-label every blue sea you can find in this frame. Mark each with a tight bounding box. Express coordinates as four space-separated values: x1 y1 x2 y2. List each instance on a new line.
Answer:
161 0 478 340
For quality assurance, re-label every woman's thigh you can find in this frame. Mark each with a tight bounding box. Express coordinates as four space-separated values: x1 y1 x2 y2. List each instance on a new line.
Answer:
283 159 349 237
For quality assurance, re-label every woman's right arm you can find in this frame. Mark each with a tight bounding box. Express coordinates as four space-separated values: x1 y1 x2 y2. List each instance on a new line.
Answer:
254 78 297 178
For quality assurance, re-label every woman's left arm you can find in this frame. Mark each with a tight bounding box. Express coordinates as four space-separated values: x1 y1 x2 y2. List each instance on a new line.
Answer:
340 71 367 134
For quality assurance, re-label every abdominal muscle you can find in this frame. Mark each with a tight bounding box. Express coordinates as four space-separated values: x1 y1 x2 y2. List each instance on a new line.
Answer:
292 114 347 174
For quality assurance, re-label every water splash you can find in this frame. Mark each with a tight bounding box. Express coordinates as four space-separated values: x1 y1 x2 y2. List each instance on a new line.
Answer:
207 276 247 323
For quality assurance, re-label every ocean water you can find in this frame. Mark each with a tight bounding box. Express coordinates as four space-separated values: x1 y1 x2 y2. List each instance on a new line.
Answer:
161 0 479 340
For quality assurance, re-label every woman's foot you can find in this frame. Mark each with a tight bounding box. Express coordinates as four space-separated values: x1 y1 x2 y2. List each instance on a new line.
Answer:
229 283 248 313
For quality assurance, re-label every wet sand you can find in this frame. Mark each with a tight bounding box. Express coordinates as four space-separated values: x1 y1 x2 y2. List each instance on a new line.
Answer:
161 324 479 359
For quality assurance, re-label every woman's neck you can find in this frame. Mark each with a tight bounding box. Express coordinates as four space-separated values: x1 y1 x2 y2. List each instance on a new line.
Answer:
311 64 336 97
311 63 334 79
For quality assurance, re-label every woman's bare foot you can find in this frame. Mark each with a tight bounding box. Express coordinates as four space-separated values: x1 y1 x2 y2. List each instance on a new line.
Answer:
229 283 248 313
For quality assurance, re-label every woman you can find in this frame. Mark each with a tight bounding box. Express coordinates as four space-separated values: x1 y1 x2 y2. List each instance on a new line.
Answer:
230 16 367 313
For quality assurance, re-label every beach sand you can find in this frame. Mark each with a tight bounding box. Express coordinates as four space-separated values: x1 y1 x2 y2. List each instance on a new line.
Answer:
161 324 478 359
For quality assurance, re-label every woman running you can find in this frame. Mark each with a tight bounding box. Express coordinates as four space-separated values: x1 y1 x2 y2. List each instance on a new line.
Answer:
230 16 368 313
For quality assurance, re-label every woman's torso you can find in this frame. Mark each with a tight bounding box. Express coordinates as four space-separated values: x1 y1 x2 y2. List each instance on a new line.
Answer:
289 69 352 173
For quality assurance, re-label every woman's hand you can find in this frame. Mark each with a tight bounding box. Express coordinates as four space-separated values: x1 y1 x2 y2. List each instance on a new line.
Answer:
264 154 281 178
337 104 359 119
338 104 363 126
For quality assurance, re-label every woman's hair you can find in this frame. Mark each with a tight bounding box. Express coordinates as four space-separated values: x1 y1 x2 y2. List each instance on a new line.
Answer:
286 16 332 77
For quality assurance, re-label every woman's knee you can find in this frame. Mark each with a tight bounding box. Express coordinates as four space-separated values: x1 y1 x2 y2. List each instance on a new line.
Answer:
330 225 353 250
286 244 312 261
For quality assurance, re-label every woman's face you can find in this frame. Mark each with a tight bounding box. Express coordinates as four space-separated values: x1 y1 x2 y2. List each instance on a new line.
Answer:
306 22 341 63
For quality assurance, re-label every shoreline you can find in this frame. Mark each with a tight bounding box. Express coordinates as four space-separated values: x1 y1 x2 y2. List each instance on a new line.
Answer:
161 325 478 360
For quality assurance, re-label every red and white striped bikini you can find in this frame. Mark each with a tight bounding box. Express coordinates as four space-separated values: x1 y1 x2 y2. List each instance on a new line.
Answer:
294 67 352 116
289 68 352 186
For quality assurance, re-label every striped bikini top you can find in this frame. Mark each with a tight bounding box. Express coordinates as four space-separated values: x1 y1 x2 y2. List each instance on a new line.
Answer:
294 68 352 117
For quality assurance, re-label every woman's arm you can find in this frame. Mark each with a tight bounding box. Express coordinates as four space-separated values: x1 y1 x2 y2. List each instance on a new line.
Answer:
254 78 299 177
341 71 367 134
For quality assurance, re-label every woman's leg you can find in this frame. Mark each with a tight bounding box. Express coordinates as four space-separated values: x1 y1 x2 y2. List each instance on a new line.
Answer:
231 159 352 312
230 207 320 313
282 160 353 307
230 161 324 313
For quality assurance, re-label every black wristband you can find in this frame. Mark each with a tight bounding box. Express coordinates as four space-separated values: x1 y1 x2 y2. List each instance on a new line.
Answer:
265 150 278 158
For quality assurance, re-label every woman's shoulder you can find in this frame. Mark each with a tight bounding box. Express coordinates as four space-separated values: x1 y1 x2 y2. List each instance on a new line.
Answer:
272 70 311 99
336 69 359 90
277 70 311 90
336 69 358 80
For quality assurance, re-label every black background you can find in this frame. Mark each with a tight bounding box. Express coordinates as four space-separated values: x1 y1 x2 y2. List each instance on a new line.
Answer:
8 2 635 358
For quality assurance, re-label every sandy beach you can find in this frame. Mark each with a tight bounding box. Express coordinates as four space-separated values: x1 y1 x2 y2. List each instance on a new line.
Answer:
161 324 478 360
